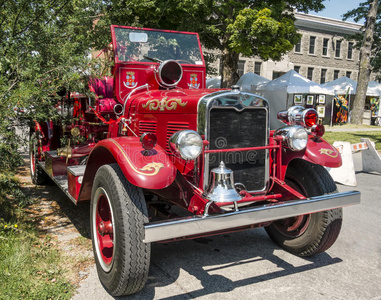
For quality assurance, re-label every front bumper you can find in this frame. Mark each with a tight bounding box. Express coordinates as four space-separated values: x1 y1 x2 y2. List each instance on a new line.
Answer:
144 190 360 243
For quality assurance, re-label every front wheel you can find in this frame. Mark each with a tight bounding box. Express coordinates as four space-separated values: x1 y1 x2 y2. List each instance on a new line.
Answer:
90 164 150 296
265 159 342 257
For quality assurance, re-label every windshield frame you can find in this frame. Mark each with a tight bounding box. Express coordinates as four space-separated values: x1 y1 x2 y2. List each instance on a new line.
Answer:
110 25 206 66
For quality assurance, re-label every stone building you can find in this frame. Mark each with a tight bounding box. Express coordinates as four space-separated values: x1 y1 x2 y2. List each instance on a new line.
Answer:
208 12 372 83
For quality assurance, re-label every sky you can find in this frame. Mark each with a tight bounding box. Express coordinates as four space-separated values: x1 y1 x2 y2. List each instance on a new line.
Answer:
309 0 365 24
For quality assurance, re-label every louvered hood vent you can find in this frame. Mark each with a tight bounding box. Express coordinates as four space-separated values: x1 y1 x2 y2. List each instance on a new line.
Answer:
139 120 157 135
166 122 189 153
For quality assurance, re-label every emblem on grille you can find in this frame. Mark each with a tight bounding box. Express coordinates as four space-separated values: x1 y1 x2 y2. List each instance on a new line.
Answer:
142 97 187 111
124 71 138 88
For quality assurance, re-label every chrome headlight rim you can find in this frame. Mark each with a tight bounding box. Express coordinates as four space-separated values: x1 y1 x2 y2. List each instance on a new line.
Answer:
169 130 203 160
274 125 308 151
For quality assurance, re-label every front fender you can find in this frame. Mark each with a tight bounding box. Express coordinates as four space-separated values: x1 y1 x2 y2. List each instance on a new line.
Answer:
280 135 342 181
78 136 176 201
303 136 342 168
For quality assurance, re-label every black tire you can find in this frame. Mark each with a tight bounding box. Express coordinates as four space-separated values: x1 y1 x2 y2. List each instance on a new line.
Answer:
90 164 150 296
265 159 342 257
29 132 48 185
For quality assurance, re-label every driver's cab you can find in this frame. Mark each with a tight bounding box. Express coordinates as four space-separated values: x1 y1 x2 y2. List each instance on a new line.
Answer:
110 25 207 103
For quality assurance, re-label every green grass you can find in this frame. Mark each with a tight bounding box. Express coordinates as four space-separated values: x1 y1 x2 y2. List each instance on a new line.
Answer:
0 173 75 300
324 131 381 150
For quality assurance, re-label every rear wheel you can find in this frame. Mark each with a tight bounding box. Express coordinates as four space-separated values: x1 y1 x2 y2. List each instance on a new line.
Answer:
265 159 342 257
29 132 48 185
90 164 150 296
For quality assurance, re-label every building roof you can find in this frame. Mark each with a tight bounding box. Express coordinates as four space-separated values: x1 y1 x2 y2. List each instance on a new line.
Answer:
294 12 363 35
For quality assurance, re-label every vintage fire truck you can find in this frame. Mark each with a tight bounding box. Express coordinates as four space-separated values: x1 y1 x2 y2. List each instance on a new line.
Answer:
30 26 360 296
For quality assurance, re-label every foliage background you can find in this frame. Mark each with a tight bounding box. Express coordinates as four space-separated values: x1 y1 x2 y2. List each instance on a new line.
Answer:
0 0 102 173
94 0 325 87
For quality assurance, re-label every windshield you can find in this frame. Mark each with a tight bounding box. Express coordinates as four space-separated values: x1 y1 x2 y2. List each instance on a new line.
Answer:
113 27 204 65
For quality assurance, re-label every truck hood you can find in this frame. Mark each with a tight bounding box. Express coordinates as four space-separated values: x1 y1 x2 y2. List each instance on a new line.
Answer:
130 89 221 114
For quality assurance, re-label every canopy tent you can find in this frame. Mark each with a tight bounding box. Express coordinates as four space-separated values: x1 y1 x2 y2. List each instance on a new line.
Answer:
251 70 334 129
236 72 269 92
206 77 221 88
322 76 357 95
323 77 357 124
256 70 334 94
364 81 381 125
366 81 381 97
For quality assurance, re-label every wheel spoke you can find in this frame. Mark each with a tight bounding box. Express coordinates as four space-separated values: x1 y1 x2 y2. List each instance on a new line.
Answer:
100 234 114 249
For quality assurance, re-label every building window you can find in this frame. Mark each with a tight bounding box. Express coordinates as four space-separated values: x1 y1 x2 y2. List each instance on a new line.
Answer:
273 71 285 80
295 40 301 53
307 67 314 81
309 36 316 54
322 38 329 56
335 40 342 58
334 70 340 80
320 69 327 84
346 71 352 78
254 62 262 75
348 42 353 59
237 60 245 77
294 66 300 73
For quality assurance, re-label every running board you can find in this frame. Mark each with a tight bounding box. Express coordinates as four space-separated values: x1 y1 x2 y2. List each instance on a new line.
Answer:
143 190 360 243
37 161 77 204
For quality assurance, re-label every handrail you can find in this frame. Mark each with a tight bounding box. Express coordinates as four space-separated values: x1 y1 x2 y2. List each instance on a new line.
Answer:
122 84 149 115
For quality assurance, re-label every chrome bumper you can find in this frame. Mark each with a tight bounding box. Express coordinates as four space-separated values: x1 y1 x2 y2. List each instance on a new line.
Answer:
143 190 360 243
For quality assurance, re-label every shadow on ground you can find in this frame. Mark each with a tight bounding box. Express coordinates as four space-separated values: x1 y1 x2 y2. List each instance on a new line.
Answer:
121 230 342 300
19 154 343 300
18 154 90 239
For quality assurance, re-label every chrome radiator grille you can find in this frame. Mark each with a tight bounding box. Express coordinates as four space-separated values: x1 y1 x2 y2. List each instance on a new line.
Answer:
208 108 268 192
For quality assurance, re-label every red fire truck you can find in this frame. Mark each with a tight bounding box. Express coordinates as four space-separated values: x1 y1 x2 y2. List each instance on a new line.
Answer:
30 25 360 296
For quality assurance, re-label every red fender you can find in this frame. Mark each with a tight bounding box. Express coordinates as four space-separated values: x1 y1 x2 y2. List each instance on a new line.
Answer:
279 135 342 181
303 136 342 168
78 136 177 201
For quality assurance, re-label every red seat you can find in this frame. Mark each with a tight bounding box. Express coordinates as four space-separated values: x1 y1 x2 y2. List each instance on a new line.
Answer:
89 76 117 113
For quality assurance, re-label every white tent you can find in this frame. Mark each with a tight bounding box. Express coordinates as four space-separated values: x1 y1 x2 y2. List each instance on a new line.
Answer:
366 81 381 97
252 70 334 129
206 77 221 88
236 72 269 92
322 76 357 95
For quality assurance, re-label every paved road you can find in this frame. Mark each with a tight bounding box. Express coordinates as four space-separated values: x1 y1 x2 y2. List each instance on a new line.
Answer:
73 153 381 300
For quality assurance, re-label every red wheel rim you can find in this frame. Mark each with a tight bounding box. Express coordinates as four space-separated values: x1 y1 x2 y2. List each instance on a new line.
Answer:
273 214 311 237
93 187 115 272
272 176 312 238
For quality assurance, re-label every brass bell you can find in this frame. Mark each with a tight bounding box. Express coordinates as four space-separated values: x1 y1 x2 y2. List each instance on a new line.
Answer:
205 161 242 203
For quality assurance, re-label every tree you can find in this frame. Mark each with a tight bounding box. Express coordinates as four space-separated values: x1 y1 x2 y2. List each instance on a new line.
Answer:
344 0 379 125
0 0 101 170
95 0 325 87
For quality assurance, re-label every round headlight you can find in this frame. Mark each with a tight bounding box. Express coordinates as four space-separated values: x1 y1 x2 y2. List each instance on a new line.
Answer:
287 126 308 151
274 126 308 151
169 130 203 160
